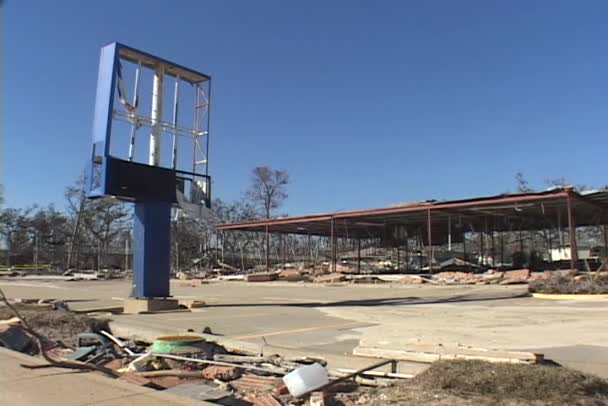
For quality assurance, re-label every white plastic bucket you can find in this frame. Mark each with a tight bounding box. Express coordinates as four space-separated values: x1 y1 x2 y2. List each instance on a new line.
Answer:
282 362 329 397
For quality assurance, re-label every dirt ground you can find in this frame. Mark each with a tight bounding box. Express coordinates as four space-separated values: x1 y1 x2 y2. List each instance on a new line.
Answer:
0 304 110 348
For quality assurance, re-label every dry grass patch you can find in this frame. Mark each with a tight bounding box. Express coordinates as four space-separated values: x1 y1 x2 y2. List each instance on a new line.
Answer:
529 274 608 294
362 360 608 405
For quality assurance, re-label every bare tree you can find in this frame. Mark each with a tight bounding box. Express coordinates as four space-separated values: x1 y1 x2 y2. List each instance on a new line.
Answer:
0 208 33 266
515 172 533 193
82 198 131 271
245 167 289 219
65 173 89 270
244 167 289 271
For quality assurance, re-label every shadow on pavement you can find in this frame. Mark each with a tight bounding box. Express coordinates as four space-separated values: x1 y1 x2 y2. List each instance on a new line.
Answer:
203 292 530 308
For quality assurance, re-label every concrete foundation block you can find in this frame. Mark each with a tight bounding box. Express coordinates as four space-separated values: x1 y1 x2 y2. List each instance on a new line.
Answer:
123 298 179 314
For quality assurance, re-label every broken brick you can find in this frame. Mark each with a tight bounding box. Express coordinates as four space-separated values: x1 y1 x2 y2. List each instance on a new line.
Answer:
310 391 327 406
229 374 283 393
246 273 278 282
202 365 242 381
148 376 184 389
253 394 282 406
313 273 346 283
503 269 531 280
278 270 303 281
399 275 425 284
272 384 289 396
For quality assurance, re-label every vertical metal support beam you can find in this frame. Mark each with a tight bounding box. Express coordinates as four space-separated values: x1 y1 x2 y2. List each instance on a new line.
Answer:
308 233 312 265
557 210 564 246
280 234 285 269
221 231 225 263
133 201 171 298
480 218 486 267
405 237 409 272
566 193 578 270
447 216 452 251
418 233 423 271
357 238 361 274
427 209 433 273
128 62 141 161
124 234 130 271
205 79 212 177
330 217 336 272
463 229 467 262
491 231 495 268
192 85 199 174
171 77 180 169
149 67 164 166
548 227 553 264
265 225 270 272
396 246 400 271
500 230 505 268
603 225 608 258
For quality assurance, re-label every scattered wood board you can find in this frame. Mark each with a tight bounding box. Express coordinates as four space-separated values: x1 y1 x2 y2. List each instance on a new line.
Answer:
354 342 543 364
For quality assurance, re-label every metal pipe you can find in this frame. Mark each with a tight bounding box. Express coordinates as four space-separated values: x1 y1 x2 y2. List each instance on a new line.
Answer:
151 353 284 375
171 77 180 169
567 193 578 270
128 62 141 161
149 66 164 166
301 359 396 397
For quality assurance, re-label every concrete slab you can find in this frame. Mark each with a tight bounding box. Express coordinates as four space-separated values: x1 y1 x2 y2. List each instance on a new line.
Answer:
0 348 214 406
2 278 608 378
165 383 232 401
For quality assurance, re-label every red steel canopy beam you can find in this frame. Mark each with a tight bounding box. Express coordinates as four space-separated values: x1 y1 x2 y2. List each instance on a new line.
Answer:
217 191 571 232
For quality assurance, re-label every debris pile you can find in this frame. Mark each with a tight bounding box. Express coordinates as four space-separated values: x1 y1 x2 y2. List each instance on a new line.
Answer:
0 290 406 405
395 268 588 286
360 359 608 406
529 270 608 294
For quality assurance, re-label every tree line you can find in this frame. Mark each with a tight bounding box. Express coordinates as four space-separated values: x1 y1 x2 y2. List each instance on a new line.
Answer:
0 166 293 271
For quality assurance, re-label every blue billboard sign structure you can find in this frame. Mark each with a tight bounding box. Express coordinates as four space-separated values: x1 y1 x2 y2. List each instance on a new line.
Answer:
88 42 212 298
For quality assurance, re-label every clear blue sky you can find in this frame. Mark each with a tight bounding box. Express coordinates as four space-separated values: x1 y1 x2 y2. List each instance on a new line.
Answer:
4 0 607 215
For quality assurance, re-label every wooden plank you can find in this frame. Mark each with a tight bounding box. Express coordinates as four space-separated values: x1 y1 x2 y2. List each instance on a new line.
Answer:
354 343 542 364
